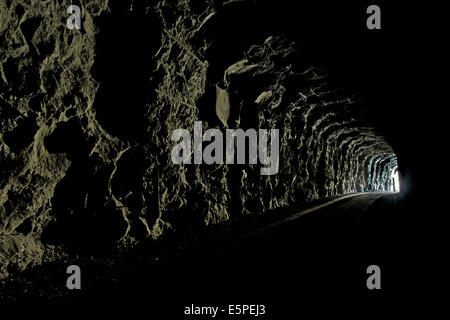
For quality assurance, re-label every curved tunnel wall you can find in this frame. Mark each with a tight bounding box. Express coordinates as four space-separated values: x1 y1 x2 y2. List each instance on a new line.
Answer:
0 0 399 278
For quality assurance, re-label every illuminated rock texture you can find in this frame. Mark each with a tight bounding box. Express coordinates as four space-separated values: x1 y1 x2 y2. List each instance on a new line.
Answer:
0 0 398 278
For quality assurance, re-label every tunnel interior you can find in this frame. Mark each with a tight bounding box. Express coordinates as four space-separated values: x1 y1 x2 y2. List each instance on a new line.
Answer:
0 0 433 285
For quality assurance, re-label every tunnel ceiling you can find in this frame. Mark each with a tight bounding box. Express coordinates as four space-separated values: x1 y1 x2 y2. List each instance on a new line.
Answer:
0 0 402 278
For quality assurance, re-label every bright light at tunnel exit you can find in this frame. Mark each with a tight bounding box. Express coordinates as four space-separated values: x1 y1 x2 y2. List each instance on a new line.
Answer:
392 169 400 193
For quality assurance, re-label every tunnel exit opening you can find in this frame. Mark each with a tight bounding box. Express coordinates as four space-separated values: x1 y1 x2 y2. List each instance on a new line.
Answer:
392 167 400 193
364 153 400 193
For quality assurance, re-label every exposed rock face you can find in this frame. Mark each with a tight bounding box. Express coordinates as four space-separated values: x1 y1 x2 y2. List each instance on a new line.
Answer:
1 0 107 277
0 0 398 278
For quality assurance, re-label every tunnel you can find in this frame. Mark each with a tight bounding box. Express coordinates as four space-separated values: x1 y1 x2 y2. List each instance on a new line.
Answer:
0 0 435 309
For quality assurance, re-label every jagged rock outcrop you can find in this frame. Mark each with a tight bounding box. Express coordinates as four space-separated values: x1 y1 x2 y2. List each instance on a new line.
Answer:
0 0 398 278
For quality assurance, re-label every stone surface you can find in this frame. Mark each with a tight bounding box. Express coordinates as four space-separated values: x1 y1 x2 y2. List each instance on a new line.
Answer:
0 0 398 279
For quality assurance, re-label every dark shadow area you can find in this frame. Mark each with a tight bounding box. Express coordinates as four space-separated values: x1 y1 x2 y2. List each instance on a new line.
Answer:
1 193 420 317
91 1 161 142
41 119 127 253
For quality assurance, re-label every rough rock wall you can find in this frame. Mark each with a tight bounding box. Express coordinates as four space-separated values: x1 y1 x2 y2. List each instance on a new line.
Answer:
218 36 396 216
0 0 397 278
0 0 110 278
